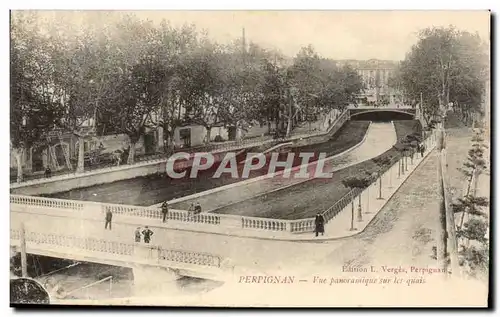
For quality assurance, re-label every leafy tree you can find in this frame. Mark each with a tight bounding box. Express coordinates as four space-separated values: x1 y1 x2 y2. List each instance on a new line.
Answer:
97 16 161 164
455 130 488 228
178 42 226 143
256 59 286 134
10 12 65 181
288 45 323 133
342 175 372 230
372 156 392 199
451 129 489 279
398 26 488 126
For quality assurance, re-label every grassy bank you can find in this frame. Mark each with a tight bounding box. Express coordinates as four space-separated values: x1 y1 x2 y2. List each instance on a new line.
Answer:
213 120 423 220
47 121 370 206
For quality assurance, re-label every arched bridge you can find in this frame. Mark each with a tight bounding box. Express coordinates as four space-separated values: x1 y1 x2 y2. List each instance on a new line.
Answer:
348 106 416 121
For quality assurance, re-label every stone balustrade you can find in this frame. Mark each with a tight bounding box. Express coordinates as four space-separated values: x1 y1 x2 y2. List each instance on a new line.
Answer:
289 218 315 233
159 249 221 268
10 195 85 211
11 229 222 268
241 216 288 232
12 229 133 256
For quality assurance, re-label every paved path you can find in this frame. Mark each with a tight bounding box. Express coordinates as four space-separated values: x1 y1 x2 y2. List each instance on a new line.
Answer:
298 149 442 276
172 122 397 212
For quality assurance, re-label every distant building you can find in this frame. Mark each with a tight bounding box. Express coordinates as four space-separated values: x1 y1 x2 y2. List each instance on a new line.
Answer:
336 59 401 105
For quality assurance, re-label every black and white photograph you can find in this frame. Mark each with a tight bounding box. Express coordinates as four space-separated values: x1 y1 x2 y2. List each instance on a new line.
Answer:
8 10 491 307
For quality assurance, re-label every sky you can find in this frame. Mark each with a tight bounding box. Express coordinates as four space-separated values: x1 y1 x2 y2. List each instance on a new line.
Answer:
17 10 491 61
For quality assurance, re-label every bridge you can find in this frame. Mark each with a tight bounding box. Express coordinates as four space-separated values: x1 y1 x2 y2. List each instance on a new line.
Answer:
348 105 417 121
10 228 230 284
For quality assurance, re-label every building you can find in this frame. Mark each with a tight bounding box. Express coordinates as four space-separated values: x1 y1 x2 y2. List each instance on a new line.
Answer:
336 59 401 105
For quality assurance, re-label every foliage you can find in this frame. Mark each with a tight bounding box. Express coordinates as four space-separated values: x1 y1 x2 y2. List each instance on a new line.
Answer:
342 175 372 190
452 129 489 279
398 26 488 125
10 12 65 150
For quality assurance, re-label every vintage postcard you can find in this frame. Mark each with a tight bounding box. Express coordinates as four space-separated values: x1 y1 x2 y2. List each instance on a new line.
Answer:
9 10 491 307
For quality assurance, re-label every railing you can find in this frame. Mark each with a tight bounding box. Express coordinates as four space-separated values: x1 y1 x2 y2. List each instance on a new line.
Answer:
241 216 288 232
12 229 134 256
347 105 415 109
11 229 222 268
10 195 85 211
159 249 221 268
322 188 361 223
289 218 315 233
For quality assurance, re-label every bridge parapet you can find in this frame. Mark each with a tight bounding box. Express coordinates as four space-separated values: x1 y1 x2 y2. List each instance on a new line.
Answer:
10 229 223 270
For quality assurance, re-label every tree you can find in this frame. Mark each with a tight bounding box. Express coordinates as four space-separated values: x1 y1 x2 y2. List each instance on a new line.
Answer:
255 59 286 134
151 21 198 151
455 130 488 229
10 12 65 181
342 175 372 230
97 15 162 164
177 41 226 143
398 26 488 126
288 45 323 133
372 156 392 199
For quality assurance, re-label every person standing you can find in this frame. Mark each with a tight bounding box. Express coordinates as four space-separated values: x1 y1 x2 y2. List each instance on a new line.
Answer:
314 213 325 237
44 167 52 178
194 202 202 215
420 143 425 158
161 201 169 223
134 227 142 242
105 208 113 230
142 226 153 244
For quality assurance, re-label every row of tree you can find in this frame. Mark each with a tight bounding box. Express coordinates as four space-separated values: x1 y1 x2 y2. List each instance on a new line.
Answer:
10 12 364 178
389 26 488 125
452 130 489 278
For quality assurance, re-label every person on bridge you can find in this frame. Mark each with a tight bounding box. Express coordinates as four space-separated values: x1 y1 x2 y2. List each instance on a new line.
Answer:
194 202 202 215
161 201 169 223
135 227 142 242
44 166 52 178
105 208 113 230
142 226 153 243
314 213 325 237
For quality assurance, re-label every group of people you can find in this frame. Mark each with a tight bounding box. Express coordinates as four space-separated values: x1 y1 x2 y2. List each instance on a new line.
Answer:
188 202 202 216
161 200 203 221
103 200 203 244
135 226 154 243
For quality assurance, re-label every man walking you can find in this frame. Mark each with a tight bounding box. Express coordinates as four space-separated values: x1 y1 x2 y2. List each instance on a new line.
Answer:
134 227 141 242
161 201 169 223
314 213 325 237
105 208 113 230
142 226 153 244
